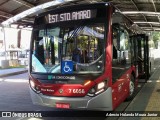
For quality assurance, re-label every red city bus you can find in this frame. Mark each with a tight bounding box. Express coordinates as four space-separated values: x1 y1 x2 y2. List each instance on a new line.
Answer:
29 2 149 111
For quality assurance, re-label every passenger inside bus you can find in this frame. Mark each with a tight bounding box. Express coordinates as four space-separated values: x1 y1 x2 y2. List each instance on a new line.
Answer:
72 48 81 63
81 50 89 63
72 48 89 63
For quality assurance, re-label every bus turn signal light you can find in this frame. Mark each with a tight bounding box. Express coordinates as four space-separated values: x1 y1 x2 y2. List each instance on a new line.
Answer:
84 80 91 86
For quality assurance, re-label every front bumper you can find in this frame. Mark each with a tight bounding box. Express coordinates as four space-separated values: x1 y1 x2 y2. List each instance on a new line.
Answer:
30 87 113 111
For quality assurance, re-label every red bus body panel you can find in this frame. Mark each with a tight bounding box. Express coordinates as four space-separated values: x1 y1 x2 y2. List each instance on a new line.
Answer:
112 66 136 110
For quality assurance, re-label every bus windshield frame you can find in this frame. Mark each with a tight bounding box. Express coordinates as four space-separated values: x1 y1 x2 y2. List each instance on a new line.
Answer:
31 21 106 74
30 5 108 75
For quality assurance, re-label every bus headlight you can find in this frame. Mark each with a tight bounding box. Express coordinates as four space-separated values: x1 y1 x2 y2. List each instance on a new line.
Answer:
97 81 105 90
29 80 41 94
87 80 108 97
87 87 96 96
30 80 35 88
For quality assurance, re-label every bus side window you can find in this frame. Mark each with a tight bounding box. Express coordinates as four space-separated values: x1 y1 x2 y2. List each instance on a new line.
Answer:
112 25 119 62
112 25 120 83
112 24 131 83
113 34 118 59
119 28 130 65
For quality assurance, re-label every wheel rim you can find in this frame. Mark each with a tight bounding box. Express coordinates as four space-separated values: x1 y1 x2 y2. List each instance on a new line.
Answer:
129 80 134 96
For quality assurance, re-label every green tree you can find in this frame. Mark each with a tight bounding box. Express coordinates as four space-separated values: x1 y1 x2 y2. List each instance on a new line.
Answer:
152 32 160 49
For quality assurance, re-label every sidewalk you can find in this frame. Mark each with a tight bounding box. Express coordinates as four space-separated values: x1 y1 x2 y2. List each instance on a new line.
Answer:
0 67 28 77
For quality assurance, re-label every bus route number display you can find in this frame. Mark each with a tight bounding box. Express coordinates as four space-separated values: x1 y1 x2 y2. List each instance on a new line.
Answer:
48 9 96 23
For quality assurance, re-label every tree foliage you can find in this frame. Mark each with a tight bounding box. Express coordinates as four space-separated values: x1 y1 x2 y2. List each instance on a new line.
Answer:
152 32 160 48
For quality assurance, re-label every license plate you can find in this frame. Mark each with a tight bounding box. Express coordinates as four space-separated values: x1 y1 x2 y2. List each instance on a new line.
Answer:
56 103 70 109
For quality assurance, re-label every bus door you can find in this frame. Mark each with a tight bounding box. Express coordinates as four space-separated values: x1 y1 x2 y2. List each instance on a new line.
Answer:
136 34 149 81
130 35 138 78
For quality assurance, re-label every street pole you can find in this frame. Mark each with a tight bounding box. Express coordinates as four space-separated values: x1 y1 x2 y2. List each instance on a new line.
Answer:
2 27 7 60
0 26 9 68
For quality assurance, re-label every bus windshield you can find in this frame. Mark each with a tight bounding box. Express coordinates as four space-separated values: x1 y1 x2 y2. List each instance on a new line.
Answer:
31 23 105 74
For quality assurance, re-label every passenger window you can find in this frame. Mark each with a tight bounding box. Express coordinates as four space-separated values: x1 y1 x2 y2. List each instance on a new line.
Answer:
112 24 131 83
119 28 129 65
113 25 118 59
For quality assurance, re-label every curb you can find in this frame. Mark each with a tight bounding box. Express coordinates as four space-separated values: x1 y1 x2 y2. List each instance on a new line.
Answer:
0 70 28 78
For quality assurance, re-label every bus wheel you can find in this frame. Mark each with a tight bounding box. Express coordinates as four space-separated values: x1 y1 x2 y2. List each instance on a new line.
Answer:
126 75 135 101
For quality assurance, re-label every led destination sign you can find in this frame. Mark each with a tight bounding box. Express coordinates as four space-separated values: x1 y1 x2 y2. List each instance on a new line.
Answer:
48 9 96 23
